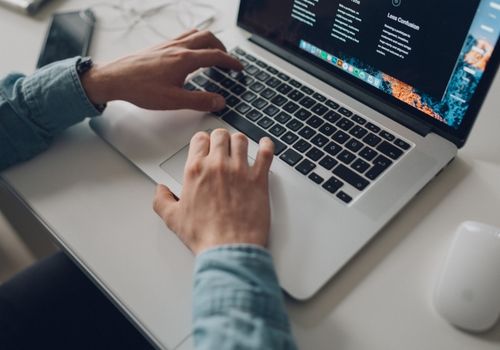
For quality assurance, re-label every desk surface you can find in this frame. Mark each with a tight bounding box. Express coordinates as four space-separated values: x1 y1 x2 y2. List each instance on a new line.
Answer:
1 1 500 349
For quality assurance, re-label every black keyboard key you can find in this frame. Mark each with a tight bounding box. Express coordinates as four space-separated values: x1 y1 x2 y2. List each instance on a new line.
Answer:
275 112 291 124
324 141 342 156
270 124 286 137
231 84 246 96
235 102 251 114
326 100 340 110
373 154 393 169
246 109 263 121
221 78 235 89
309 172 324 185
255 59 267 68
365 155 393 180
280 149 302 166
234 47 246 55
345 139 364 152
288 89 305 101
250 82 265 92
184 82 196 91
263 105 280 117
283 101 300 113
252 98 268 109
222 111 286 155
298 126 316 140
359 146 378 161
395 138 411 150
352 115 366 125
306 116 324 129
289 79 302 88
295 108 312 121
313 93 326 102
226 95 240 107
293 139 312 153
256 71 271 82
349 125 369 139
266 77 281 88
319 123 336 136
218 89 230 98
241 91 257 102
245 54 256 62
337 150 356 164
204 68 225 82
363 133 382 147
380 130 395 141
296 159 316 175
244 64 259 75
333 164 370 191
300 86 314 95
237 75 255 86
324 110 342 124
277 83 293 95
319 155 338 170
270 95 288 107
278 73 290 81
286 118 304 131
332 130 350 144
311 134 329 148
311 103 328 116
257 117 274 129
213 106 229 117
299 97 316 109
377 141 403 160
205 82 220 93
193 75 209 87
281 131 299 145
266 66 278 74
306 147 325 161
366 122 381 133
322 177 344 194
336 118 355 131
260 88 276 100
338 107 353 117
351 158 370 174
336 191 352 204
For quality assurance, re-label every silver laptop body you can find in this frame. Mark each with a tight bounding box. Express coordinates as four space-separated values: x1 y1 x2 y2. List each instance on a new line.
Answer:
91 0 499 299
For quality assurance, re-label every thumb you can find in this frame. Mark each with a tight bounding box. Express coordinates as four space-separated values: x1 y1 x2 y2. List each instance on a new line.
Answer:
173 88 226 112
153 184 178 223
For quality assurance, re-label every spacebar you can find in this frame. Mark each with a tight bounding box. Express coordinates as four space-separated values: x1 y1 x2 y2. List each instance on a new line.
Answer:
222 111 286 155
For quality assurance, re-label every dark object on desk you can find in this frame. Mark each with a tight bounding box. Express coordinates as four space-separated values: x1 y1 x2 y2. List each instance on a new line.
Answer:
37 9 95 69
0 0 51 15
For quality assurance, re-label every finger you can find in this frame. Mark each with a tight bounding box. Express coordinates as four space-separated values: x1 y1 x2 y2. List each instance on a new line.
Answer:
186 131 210 166
169 88 226 111
153 184 178 222
174 28 199 41
186 49 243 72
181 30 226 52
209 129 230 159
230 133 249 168
253 137 274 177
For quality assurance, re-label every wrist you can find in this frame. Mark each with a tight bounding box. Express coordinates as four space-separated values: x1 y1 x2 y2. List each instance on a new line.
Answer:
80 63 114 106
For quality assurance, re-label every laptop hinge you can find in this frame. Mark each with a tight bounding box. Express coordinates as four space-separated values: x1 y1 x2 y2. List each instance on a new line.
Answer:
249 35 432 137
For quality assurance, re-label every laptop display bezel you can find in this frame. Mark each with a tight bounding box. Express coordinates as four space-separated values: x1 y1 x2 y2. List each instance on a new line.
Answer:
236 1 500 148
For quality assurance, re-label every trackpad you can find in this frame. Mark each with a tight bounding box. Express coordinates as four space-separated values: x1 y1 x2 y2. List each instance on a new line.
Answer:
160 144 256 185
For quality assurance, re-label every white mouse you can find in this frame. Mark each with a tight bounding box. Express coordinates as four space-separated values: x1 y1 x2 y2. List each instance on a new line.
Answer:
434 221 500 332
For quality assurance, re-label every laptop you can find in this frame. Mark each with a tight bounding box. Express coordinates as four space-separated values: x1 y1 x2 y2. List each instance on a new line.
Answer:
91 0 500 300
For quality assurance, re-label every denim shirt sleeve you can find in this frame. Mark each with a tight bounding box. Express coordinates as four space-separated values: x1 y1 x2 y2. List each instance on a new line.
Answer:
0 57 102 171
193 245 298 350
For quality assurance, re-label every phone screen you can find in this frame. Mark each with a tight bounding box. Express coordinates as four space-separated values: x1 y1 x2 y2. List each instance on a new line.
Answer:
37 10 95 68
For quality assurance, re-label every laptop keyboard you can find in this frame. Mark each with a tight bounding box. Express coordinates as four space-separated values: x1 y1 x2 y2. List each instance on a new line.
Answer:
184 47 412 205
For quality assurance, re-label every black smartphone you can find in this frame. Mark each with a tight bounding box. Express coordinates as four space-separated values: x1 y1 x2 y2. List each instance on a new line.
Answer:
37 9 96 69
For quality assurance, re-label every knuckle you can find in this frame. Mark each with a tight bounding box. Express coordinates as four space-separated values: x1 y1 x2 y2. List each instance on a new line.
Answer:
185 160 203 177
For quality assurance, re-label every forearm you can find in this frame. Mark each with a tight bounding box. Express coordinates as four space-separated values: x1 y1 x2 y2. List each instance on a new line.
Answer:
0 57 102 171
193 245 297 350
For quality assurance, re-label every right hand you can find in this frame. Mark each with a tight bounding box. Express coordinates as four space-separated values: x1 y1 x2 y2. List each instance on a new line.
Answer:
153 130 275 255
81 29 243 111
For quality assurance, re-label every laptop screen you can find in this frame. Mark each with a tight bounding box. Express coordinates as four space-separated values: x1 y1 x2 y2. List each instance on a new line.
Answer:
238 0 500 142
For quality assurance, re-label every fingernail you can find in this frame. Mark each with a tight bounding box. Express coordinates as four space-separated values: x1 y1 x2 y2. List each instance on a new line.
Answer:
213 95 225 110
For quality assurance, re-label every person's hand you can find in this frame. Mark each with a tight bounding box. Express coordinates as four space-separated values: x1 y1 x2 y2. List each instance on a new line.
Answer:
81 29 243 111
153 129 275 255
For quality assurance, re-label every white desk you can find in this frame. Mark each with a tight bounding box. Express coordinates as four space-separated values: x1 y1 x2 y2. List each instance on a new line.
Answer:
1 1 500 349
